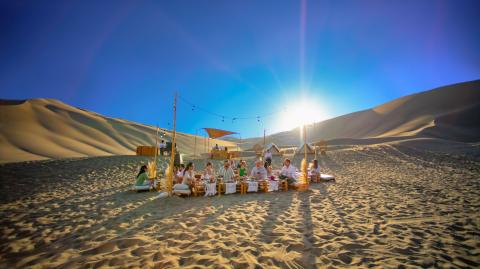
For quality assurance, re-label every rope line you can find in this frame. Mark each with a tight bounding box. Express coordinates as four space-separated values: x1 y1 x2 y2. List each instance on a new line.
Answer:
177 94 286 123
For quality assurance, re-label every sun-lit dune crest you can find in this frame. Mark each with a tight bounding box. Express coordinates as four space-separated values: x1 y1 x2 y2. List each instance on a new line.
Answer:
0 98 235 163
373 95 414 115
239 80 480 148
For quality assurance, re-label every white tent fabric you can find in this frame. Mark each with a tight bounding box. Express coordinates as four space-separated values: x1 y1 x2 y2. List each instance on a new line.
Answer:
296 143 315 154
265 143 281 155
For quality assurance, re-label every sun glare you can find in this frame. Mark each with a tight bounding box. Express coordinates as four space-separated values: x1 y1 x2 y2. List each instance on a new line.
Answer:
275 98 327 132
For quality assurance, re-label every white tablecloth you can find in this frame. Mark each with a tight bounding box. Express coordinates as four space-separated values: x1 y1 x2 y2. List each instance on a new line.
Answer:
268 180 279 191
205 183 217 196
247 181 258 192
320 174 335 181
224 182 236 194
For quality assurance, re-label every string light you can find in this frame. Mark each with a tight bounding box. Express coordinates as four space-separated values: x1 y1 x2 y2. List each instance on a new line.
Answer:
177 94 284 123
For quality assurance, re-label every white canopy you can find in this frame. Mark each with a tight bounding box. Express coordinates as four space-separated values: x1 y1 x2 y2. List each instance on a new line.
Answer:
296 143 315 154
265 143 281 155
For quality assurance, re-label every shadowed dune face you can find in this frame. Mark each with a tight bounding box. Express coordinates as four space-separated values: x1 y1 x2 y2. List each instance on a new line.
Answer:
0 99 235 163
0 144 478 268
0 99 26 105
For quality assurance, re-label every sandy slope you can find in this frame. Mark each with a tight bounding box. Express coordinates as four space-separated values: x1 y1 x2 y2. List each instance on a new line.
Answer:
1 80 478 163
0 141 478 268
241 80 480 148
0 98 235 163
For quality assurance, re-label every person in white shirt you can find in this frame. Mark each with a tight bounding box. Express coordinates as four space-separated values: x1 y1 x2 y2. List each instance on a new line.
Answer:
175 164 185 184
251 160 267 181
264 149 272 165
173 162 194 191
203 162 216 183
159 140 167 156
280 159 297 184
310 159 321 182
218 160 235 182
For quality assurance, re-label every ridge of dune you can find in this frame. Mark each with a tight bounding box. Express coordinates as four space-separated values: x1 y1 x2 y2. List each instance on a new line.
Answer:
240 80 480 148
0 98 234 163
1 80 479 163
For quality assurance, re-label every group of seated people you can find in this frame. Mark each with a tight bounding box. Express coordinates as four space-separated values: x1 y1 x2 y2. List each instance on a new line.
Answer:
134 157 325 193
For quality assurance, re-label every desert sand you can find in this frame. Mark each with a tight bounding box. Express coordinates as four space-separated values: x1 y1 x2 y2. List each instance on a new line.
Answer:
1 81 479 268
1 140 479 268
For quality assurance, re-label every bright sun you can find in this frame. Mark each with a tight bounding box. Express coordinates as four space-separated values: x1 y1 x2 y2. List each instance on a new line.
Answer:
275 98 327 132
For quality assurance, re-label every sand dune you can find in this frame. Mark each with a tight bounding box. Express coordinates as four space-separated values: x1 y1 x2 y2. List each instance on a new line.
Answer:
0 98 235 163
241 80 480 148
1 80 478 163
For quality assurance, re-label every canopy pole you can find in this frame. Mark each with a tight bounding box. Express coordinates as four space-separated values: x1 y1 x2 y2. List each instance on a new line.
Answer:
167 93 177 196
303 125 307 161
154 125 158 169
194 129 197 157
263 129 266 149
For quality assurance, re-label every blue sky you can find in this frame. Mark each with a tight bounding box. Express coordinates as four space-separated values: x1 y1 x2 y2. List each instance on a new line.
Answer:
1 0 479 138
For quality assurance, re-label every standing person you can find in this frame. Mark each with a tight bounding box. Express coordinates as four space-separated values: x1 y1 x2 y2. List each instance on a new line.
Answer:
218 160 235 182
310 159 321 182
159 140 167 156
251 160 267 181
264 149 272 166
280 159 297 184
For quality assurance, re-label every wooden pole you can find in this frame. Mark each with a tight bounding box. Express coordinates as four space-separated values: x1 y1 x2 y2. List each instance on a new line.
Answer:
154 125 159 190
303 124 308 187
154 125 158 171
194 129 197 157
303 125 307 161
168 93 177 196
263 129 266 149
154 125 158 160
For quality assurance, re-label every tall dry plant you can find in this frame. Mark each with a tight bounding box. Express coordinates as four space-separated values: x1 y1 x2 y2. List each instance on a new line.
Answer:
147 161 157 179
298 158 308 185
